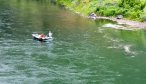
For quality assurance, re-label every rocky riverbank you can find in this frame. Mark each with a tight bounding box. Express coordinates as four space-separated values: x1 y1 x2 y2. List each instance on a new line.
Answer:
95 16 146 29
56 0 146 29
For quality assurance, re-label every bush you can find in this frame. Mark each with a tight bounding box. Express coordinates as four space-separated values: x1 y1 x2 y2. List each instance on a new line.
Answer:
104 8 116 16
115 7 127 16
140 13 146 22
57 0 146 22
140 7 146 22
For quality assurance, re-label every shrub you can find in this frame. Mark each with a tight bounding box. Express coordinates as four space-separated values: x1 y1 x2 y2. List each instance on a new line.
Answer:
57 0 146 21
103 7 116 16
115 7 127 16
140 7 146 22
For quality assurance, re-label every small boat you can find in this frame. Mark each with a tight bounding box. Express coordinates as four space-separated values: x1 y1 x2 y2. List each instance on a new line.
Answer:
32 33 52 42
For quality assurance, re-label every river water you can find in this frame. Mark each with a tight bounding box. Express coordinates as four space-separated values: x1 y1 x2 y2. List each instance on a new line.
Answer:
0 0 146 84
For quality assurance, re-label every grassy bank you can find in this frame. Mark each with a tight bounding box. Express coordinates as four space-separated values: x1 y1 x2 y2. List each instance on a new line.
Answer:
57 0 146 22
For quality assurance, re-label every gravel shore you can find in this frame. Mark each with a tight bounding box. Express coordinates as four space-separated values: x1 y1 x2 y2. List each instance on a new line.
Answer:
96 16 146 28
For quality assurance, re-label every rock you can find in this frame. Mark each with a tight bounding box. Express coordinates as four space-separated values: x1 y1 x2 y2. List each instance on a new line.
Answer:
89 13 97 19
117 15 123 19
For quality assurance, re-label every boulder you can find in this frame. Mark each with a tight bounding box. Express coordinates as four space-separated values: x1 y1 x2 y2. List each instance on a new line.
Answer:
117 15 123 19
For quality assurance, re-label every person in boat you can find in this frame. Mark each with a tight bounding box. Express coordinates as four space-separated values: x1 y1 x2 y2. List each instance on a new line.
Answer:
48 31 52 37
40 33 46 38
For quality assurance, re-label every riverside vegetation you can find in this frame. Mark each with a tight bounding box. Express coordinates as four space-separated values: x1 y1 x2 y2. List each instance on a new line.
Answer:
56 0 146 22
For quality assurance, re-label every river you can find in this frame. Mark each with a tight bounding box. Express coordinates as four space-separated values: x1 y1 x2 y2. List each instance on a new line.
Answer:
0 0 146 84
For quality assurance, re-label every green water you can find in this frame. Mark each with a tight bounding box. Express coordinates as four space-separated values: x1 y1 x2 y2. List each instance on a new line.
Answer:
0 0 146 84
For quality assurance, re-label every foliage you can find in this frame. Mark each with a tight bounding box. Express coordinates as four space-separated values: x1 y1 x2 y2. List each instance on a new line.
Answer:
140 6 146 21
57 0 146 22
117 0 146 21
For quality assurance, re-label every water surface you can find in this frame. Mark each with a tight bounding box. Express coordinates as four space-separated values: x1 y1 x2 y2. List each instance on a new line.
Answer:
0 0 146 84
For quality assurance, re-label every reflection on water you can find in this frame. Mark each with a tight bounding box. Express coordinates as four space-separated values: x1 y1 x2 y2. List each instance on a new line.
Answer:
1 0 146 84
